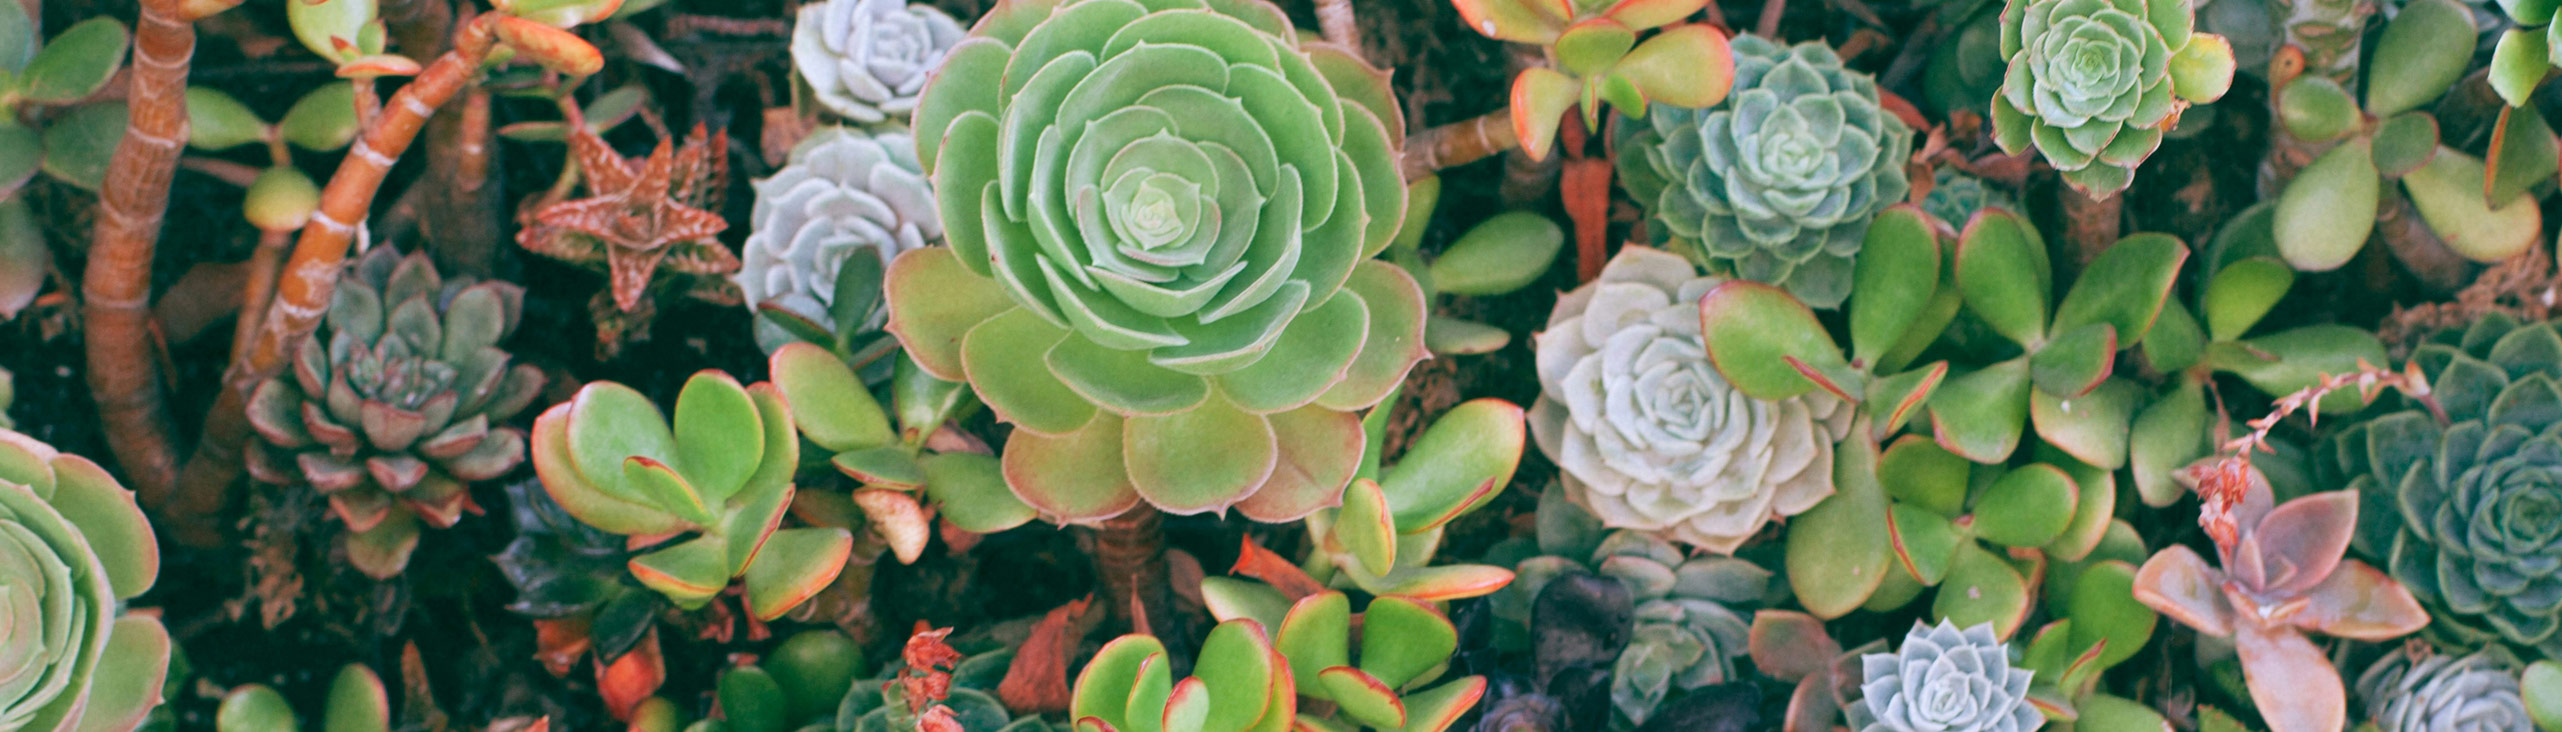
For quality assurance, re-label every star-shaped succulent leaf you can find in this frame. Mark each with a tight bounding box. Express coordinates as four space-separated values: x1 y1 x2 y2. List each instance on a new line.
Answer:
518 123 738 313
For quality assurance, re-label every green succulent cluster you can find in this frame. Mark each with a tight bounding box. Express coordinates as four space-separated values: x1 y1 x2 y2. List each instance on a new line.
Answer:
1450 0 1737 159
1486 491 1774 729
1991 0 2236 197
0 428 169 731
244 246 544 579
1621 35 1914 309
892 0 1426 525
2334 315 2562 659
530 371 852 621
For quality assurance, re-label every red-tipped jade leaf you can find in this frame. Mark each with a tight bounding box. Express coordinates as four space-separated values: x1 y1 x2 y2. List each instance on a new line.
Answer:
1699 280 1861 402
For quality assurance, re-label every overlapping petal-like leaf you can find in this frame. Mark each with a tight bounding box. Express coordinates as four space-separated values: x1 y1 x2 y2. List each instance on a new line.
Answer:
2355 645 2533 732
895 0 1422 523
1621 35 1915 309
243 246 544 579
1846 621 2041 732
739 126 941 352
1992 0 2234 197
2334 315 2562 659
1531 247 1853 553
0 429 169 732
791 0 966 123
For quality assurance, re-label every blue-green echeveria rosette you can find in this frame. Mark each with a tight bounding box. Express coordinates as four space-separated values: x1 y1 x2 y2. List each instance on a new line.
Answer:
889 0 1422 525
0 428 172 732
2331 315 2562 660
1630 36 1915 309
1531 247 1853 553
739 126 940 351
1992 0 2236 197
792 0 967 123
1848 621 2042 732
2354 645 2532 732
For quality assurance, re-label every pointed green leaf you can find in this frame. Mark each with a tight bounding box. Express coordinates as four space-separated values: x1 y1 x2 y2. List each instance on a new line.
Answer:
2202 258 2293 342
1955 209 2051 348
1887 503 1963 586
1430 211 1563 296
1850 205 1943 366
1378 398 1523 532
745 527 852 620
2052 233 2186 346
1337 478 1397 576
2031 377 2142 470
1698 280 1861 402
2029 323 2117 399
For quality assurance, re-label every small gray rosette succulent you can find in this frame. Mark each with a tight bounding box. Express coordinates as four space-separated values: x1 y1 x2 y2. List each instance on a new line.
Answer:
1848 621 2042 732
790 0 966 123
1624 35 1914 309
739 126 940 351
2355 645 2531 732
1530 246 1853 553
1921 167 2016 227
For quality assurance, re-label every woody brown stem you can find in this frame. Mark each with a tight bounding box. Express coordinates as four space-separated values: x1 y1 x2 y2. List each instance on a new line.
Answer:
1402 109 1517 181
230 228 290 361
84 0 211 513
1089 505 1173 638
2373 188 2471 294
2062 186 2122 264
173 17 500 544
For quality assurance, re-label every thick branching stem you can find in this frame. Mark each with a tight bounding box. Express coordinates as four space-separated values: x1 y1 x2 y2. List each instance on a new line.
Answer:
230 228 291 360
1313 0 1359 54
1089 505 1173 639
1402 109 1517 181
2061 186 2122 264
85 0 212 512
170 19 499 543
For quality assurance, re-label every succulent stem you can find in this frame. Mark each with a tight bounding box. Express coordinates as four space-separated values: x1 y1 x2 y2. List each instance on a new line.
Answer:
84 0 213 516
1403 109 1518 182
2061 185 2122 265
174 16 505 543
2372 188 2471 295
2259 0 2375 194
1314 0 1360 56
1089 504 1175 641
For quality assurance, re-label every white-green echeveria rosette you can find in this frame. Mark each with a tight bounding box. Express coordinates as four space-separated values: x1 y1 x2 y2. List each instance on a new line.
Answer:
1849 621 2042 732
2355 646 2532 732
791 0 966 123
0 428 171 732
739 126 940 351
1530 246 1853 554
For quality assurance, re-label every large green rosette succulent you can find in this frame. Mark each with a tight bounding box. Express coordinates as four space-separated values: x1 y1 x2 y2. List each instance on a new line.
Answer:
1992 0 2235 197
892 0 1424 523
2332 315 2562 660
0 428 172 732
1624 35 1915 309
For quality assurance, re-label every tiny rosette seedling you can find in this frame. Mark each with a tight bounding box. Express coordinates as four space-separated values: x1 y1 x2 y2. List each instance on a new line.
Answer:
741 126 941 354
0 428 169 732
893 0 1428 525
1452 0 1735 159
1533 246 1852 553
244 247 545 579
531 371 853 620
1619 36 1915 309
1990 0 2235 198
790 0 964 124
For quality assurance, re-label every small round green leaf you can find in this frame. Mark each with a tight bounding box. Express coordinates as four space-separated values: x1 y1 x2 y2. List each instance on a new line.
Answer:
1698 280 1861 402
2274 137 2379 272
1125 394 1277 515
1972 464 2079 549
280 82 360 151
1786 425 1893 618
186 87 269 151
1880 436 1969 517
921 452 1035 533
1361 596 1458 689
1928 359 2032 463
1954 209 2051 348
19 18 128 104
2202 258 2293 342
1933 543 2031 639
40 101 126 191
1336 478 1397 576
1850 205 1943 366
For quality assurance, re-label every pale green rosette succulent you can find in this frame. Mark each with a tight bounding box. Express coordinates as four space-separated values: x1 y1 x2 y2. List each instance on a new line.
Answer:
890 0 1422 524
1992 0 2235 197
1629 35 1914 309
1530 246 1852 553
1849 621 2042 732
791 0 966 123
0 428 171 732
2355 646 2532 732
739 126 940 351
1921 167 2016 227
